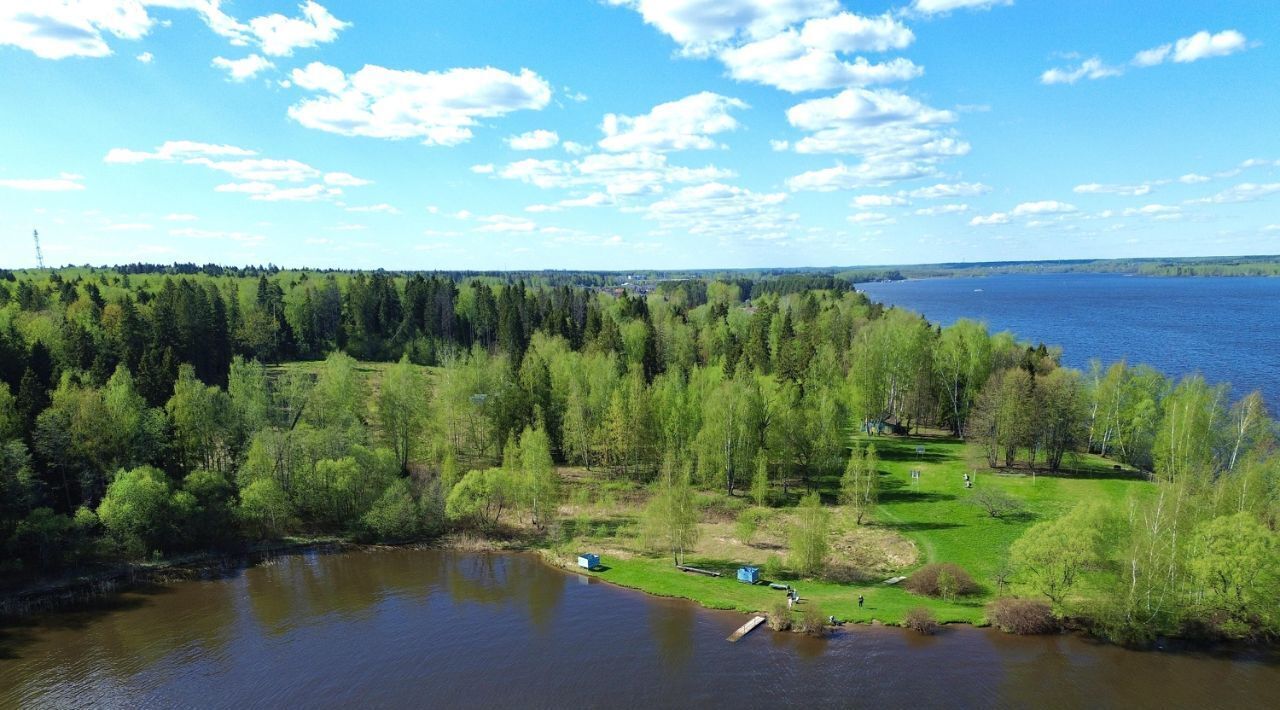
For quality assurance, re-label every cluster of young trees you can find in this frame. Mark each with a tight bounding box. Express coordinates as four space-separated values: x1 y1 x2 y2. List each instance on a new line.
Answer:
1002 374 1280 640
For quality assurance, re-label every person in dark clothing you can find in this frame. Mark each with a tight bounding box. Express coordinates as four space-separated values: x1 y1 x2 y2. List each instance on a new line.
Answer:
858 594 864 608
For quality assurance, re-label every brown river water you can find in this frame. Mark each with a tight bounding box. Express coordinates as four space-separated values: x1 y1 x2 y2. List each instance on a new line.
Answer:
2 548 1277 709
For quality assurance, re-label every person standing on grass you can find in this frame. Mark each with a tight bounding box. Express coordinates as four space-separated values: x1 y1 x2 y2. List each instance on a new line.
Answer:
858 594 864 609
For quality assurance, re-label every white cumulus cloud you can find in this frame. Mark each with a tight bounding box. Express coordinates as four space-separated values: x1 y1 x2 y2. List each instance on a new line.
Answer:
908 182 990 199
212 54 274 81
599 92 747 152
851 194 907 208
911 0 1013 16
607 0 840 57
1133 30 1249 67
1041 58 1122 85
1012 200 1077 216
646 181 795 242
287 62 552 146
1073 182 1151 196
914 203 969 215
785 88 966 190
248 0 349 57
507 130 560 151
718 12 918 92
0 1 348 60
0 172 86 191
1188 182 1280 205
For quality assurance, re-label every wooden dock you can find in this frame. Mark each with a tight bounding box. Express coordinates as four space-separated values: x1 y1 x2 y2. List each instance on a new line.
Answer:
727 616 767 642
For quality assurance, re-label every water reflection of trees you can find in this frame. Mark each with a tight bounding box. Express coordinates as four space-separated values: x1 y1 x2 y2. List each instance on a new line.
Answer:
242 550 565 638
649 600 695 671
0 580 238 703
444 553 565 632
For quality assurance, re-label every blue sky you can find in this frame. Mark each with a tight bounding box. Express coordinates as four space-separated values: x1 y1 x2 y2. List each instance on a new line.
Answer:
1 0 1277 270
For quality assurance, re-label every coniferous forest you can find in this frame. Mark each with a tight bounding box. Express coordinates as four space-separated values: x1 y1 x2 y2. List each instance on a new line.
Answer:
0 266 1275 644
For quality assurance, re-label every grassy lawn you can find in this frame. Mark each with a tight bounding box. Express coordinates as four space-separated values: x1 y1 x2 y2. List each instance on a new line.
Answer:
564 434 1155 627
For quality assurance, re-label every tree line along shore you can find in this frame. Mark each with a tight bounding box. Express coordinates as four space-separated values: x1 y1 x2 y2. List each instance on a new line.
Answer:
0 267 1275 645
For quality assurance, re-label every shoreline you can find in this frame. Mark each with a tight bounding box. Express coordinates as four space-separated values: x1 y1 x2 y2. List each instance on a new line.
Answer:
5 540 1276 655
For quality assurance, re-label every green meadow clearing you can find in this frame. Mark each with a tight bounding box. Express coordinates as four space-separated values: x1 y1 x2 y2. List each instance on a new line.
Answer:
556 435 1154 626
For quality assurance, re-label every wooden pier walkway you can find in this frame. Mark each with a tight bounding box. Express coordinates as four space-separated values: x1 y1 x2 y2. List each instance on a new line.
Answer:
727 616 767 642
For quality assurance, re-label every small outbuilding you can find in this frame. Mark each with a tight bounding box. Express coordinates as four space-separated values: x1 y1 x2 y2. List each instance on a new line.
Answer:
737 566 760 584
577 553 600 570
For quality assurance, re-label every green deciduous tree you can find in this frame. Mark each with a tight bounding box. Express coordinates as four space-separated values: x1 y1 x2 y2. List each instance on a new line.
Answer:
644 464 699 565
519 424 559 529
378 356 428 472
97 466 177 557
1188 512 1279 634
238 478 292 538
789 492 829 577
840 443 879 524
1010 504 1108 606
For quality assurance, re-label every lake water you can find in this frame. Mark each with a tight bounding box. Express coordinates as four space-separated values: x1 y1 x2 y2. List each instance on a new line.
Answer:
2 549 1277 708
858 273 1280 407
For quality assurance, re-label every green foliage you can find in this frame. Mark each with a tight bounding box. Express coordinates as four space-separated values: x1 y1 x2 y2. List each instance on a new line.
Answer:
97 466 178 558
167 365 233 474
643 465 699 564
10 508 74 569
749 455 770 507
735 507 768 545
1188 512 1279 635
377 356 427 471
238 478 292 538
788 492 829 577
519 424 559 529
363 478 423 541
180 469 236 547
840 443 879 524
446 468 518 527
1010 504 1108 606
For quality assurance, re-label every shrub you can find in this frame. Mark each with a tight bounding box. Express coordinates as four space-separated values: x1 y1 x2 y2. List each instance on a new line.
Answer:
735 507 768 545
797 602 830 637
762 553 787 580
905 606 939 635
769 597 793 631
987 597 1058 635
363 479 423 541
967 488 1026 519
905 563 981 598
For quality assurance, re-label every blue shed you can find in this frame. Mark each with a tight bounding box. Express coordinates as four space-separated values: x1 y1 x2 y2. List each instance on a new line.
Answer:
577 553 600 570
737 566 760 584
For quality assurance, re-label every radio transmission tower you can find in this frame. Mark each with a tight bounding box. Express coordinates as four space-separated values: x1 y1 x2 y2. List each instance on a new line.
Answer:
32 229 45 269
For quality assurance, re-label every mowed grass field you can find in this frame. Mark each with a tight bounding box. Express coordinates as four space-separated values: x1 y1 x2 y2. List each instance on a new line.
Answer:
573 435 1155 626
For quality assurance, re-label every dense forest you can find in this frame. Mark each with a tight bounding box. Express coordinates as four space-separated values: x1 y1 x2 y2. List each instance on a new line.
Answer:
0 266 1275 643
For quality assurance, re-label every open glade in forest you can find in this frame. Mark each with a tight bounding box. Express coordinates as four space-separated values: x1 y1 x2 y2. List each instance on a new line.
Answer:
0 267 1276 644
